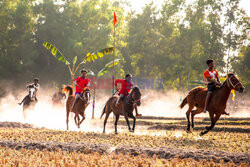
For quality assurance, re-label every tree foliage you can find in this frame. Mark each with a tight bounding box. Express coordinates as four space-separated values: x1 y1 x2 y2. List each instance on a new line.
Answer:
0 0 248 93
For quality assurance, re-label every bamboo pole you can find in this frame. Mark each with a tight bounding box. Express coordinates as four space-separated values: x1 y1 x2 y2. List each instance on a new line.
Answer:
92 78 96 119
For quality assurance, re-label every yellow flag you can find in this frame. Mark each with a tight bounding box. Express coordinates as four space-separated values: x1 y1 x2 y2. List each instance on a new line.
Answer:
231 89 235 101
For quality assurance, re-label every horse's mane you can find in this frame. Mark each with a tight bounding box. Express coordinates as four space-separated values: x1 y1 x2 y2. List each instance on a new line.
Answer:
132 86 140 91
62 85 73 96
188 86 206 95
220 73 235 88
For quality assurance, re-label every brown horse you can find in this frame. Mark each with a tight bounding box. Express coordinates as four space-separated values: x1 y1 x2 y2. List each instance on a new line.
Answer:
180 73 244 136
63 85 91 130
100 87 141 134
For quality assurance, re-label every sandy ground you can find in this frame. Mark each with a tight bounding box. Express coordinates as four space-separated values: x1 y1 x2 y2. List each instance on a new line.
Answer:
0 121 249 164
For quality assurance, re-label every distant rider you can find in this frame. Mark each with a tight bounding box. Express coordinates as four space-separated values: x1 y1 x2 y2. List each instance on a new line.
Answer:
18 78 40 105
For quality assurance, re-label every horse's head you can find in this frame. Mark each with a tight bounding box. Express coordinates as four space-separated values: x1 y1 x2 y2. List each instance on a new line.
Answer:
226 73 244 93
80 87 91 102
28 85 35 99
130 86 141 106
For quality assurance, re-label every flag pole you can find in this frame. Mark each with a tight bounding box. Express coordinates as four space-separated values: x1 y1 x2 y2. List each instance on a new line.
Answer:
112 12 117 122
112 12 117 95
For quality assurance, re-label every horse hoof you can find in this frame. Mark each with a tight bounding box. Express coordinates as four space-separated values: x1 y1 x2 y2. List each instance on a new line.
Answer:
130 129 134 133
200 132 205 136
115 132 118 135
186 130 192 133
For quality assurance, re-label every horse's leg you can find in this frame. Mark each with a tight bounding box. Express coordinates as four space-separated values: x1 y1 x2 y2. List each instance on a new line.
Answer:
200 111 221 136
191 108 203 129
76 113 81 128
23 106 27 120
73 110 80 128
74 113 78 126
114 114 120 134
103 111 111 133
66 110 70 130
186 105 194 132
78 112 86 128
128 113 136 132
124 115 132 132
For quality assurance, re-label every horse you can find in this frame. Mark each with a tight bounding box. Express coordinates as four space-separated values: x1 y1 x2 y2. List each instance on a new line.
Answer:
22 85 37 119
62 85 91 130
101 87 142 134
179 73 244 136
52 90 66 106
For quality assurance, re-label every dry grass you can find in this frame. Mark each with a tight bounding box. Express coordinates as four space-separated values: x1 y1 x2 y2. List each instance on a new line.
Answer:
0 117 249 166
0 128 248 153
0 147 248 167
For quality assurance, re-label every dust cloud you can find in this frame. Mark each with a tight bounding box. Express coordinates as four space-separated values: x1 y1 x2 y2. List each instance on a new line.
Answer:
0 88 249 132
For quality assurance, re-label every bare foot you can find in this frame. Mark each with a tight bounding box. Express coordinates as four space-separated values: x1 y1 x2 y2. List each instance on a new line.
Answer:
223 111 230 116
136 114 142 117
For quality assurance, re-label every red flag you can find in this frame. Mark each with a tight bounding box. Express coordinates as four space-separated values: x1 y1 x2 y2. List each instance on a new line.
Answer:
113 12 117 26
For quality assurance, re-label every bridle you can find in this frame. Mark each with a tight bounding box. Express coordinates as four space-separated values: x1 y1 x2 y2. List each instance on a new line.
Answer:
128 90 141 105
79 89 90 102
226 75 241 89
29 87 35 99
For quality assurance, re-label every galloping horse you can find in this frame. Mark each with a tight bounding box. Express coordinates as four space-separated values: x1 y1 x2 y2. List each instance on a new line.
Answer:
63 85 91 130
180 73 244 136
52 90 66 106
22 85 37 119
101 87 141 134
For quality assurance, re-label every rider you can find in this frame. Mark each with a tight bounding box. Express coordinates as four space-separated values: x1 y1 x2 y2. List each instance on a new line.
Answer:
72 69 91 108
203 59 220 113
115 74 142 117
18 78 40 105
203 59 229 115
52 87 66 104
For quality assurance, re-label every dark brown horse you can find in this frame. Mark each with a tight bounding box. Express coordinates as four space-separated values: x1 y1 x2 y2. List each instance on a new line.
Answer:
63 85 91 130
180 73 244 136
52 90 66 106
101 87 141 134
21 85 37 119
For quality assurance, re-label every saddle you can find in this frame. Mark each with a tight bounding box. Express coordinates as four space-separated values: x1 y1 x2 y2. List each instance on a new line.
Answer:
118 94 133 106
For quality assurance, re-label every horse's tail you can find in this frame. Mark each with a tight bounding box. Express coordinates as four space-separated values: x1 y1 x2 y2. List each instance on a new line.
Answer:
179 97 187 109
100 103 107 119
62 85 73 96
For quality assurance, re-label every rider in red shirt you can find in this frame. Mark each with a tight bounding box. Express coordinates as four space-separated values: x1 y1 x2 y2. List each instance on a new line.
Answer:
72 69 91 108
115 73 141 117
203 59 221 113
203 59 229 115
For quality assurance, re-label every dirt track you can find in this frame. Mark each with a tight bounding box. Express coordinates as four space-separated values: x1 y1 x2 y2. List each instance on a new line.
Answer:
0 139 249 164
0 122 249 164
